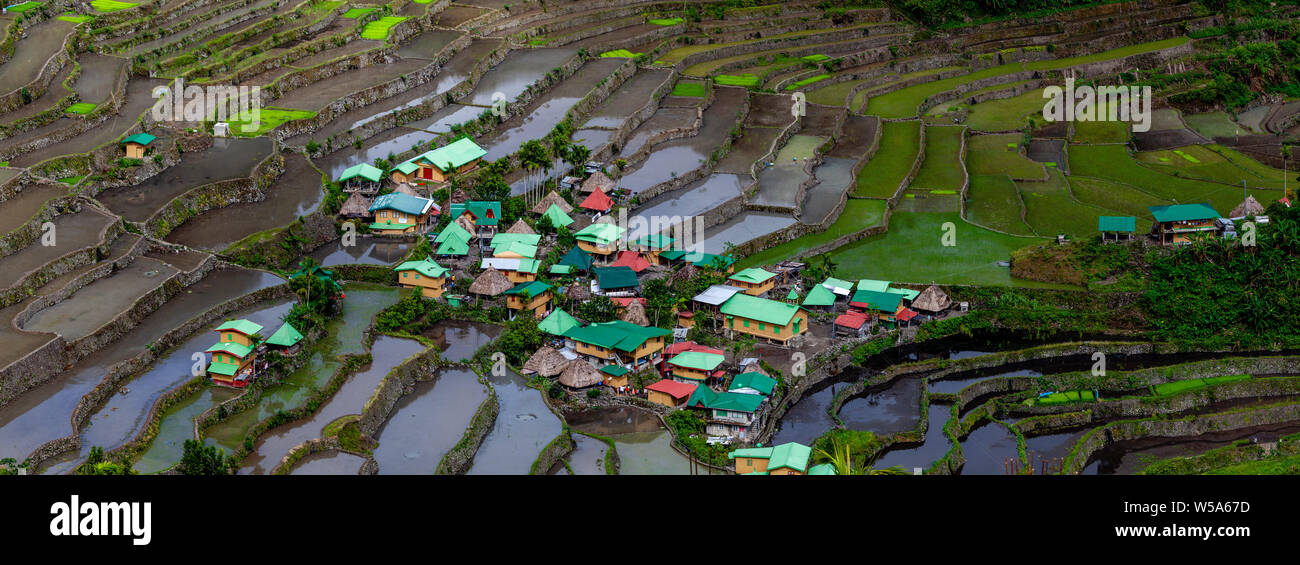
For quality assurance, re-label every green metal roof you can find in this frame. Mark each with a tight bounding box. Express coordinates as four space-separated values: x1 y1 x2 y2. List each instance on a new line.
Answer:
215 319 263 336
495 241 538 259
416 137 487 171
437 237 469 256
720 293 801 326
504 281 552 297
369 192 432 216
594 266 639 290
539 308 580 336
886 287 920 301
728 268 776 285
435 222 473 243
669 351 725 371
632 234 674 249
559 247 593 270
207 341 253 358
449 201 502 226
729 372 776 395
395 258 450 278
491 233 542 249
1148 203 1220 223
802 284 837 306
686 252 734 269
574 222 624 245
600 364 629 377
767 442 811 473
207 361 240 376
686 386 764 412
549 264 574 275
857 279 891 292
517 258 539 274
563 320 670 352
369 222 414 231
728 446 773 460
850 289 902 312
822 277 854 292
807 463 837 475
265 322 303 347
542 203 574 227
1098 215 1137 232
340 163 383 183
122 132 156 146
393 160 419 175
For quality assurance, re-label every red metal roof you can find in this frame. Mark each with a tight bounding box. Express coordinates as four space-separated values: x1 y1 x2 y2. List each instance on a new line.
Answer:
580 187 613 211
611 251 650 272
663 341 724 356
646 379 697 399
897 307 919 321
834 313 868 329
612 297 647 307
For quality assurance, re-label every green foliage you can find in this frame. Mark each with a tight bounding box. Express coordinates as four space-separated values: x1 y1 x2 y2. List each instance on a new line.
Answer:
179 440 229 475
665 410 730 467
576 295 619 323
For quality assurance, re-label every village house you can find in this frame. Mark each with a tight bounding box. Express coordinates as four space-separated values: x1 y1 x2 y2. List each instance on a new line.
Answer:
1098 215 1136 242
646 379 697 407
593 265 639 296
802 283 837 312
557 247 593 273
339 163 383 195
122 132 156 159
629 234 674 265
394 256 451 298
580 170 615 194
564 319 671 371
368 192 437 235
850 288 907 327
666 351 726 385
264 322 304 356
720 293 809 343
692 284 746 317
1148 203 1221 245
599 364 631 388
727 267 778 296
504 280 554 319
728 442 813 475
401 137 487 183
480 257 539 283
206 319 263 388
449 201 502 240
434 222 473 257
540 203 575 229
685 386 766 441
538 308 580 339
580 187 615 215
574 222 624 262
658 341 724 376
610 250 651 273
728 372 777 396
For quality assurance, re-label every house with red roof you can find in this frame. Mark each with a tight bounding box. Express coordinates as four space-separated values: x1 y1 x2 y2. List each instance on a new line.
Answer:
580 187 614 213
610 250 651 273
646 379 697 407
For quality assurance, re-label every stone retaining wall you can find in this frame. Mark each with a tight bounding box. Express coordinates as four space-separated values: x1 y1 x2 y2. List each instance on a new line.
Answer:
141 148 284 239
588 67 676 162
357 345 446 436
0 206 123 308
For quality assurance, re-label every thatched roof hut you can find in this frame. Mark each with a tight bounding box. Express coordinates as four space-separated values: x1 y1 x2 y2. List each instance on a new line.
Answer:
338 193 372 219
565 281 590 303
455 214 477 236
621 300 650 326
670 264 699 285
531 190 573 215
580 171 614 194
393 183 423 197
558 359 603 388
523 347 568 377
449 187 470 205
469 267 513 296
1230 195 1265 218
911 285 952 314
506 218 536 235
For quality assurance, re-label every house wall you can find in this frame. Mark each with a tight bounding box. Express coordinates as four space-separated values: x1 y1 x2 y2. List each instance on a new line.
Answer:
768 467 803 476
399 271 446 298
647 390 684 407
728 310 808 342
506 270 536 283
672 366 709 382
734 457 769 475
219 330 253 348
731 278 775 296
125 143 147 159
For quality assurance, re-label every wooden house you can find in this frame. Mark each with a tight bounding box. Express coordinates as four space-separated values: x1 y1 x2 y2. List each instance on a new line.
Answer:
206 319 263 388
122 132 156 159
530 191 574 215
449 200 503 240
1148 203 1221 245
1098 216 1136 242
629 234 674 265
850 289 905 326
728 372 777 396
504 281 553 319
481 257 539 283
564 320 671 371
646 379 697 408
395 256 451 298
580 187 614 214
580 171 615 194
666 351 725 384
593 266 639 296
368 192 437 235
727 267 777 296
728 442 812 475
574 222 624 261
405 138 487 183
338 193 373 221
686 386 766 441
719 293 808 343
264 322 304 356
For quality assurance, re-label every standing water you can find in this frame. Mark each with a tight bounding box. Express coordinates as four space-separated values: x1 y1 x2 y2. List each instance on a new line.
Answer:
372 368 488 474
466 370 562 475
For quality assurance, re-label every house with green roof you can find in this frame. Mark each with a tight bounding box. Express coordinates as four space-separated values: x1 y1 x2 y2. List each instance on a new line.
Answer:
1148 203 1221 245
265 322 304 355
558 247 593 271
541 203 574 228
390 160 421 184
593 266 639 294
720 293 808 343
727 442 815 475
685 386 767 441
539 307 580 337
410 137 487 183
504 281 554 319
564 319 671 369
207 319 264 388
395 256 451 298
574 222 625 260
122 132 156 159
821 277 854 296
449 200 503 238
667 351 725 383
660 250 736 273
1098 215 1137 242
339 163 383 194
630 233 674 264
729 372 777 396
727 267 777 296
802 283 837 309
850 289 904 324
368 192 437 235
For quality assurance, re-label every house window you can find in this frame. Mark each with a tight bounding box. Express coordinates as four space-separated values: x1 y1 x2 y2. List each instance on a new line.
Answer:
743 319 750 328
759 322 765 331
774 326 780 335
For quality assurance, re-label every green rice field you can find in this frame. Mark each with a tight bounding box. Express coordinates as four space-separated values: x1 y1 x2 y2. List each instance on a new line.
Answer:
852 120 921 198
966 134 1045 180
361 16 407 40
738 199 888 268
910 125 965 190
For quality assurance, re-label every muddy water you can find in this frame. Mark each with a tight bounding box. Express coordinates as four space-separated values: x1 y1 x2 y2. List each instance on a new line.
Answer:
132 386 240 474
203 285 399 453
750 135 824 209
553 434 608 475
580 68 671 129
0 182 66 235
290 450 367 474
240 335 427 474
773 377 858 446
571 128 613 151
313 126 443 179
0 19 74 93
1083 423 1300 475
633 173 745 225
69 298 295 462
874 403 953 473
567 405 664 436
617 107 697 156
405 103 486 134
309 236 411 266
0 268 281 462
802 156 856 225
96 137 274 222
166 152 324 251
420 320 501 362
2 65 73 124
701 211 795 254
958 422 1018 475
276 59 433 111
610 430 693 475
466 370 562 474
373 368 488 474
74 54 129 103
837 377 923 435
0 208 116 290
615 87 745 193
928 368 1042 395
21 257 180 340
460 47 578 106
479 58 623 161
396 30 463 60
1023 428 1087 469
10 77 168 167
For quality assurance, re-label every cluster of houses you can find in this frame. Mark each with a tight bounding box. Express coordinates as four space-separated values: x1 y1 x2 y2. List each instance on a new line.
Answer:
1097 197 1275 245
205 318 303 388
729 442 837 475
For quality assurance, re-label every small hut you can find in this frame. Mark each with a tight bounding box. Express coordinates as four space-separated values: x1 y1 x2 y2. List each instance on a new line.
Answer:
523 347 569 377
449 187 470 205
469 267 513 297
455 214 478 238
338 193 373 220
558 359 603 389
621 300 650 327
565 281 590 305
1230 195 1265 218
911 285 952 315
531 191 574 215
393 182 424 198
669 264 700 285
580 171 615 194
505 218 536 235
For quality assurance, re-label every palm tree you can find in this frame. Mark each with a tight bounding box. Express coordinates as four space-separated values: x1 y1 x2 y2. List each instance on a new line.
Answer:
815 438 908 475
